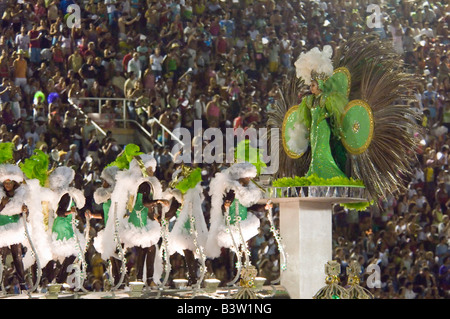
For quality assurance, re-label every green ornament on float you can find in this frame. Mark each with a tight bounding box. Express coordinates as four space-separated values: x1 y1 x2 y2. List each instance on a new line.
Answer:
340 99 374 155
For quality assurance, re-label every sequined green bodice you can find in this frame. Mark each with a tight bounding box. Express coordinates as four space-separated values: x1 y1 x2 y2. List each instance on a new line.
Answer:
305 102 346 179
103 199 111 224
128 193 149 227
0 214 20 226
228 199 248 224
52 201 76 241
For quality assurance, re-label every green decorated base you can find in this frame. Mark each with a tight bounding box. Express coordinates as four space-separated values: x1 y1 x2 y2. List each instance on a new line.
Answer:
272 174 364 188
270 174 371 211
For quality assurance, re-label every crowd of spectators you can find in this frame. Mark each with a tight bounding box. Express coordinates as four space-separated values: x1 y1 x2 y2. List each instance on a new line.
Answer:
0 0 449 298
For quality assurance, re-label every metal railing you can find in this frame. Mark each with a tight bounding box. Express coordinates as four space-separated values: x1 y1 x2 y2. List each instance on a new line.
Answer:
74 97 132 128
68 97 107 137
68 97 184 152
146 117 185 148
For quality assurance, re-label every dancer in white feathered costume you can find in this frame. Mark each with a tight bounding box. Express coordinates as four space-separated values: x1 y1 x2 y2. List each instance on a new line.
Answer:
47 166 86 284
91 166 119 258
22 178 55 274
156 166 208 286
111 154 167 285
205 162 262 259
167 184 207 258
0 164 29 290
87 165 124 285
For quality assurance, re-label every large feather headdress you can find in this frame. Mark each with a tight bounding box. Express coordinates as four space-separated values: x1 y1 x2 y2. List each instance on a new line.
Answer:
268 35 422 202
294 45 334 85
48 166 74 191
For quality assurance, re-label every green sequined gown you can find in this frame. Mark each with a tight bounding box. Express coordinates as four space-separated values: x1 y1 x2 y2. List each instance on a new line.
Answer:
298 91 348 179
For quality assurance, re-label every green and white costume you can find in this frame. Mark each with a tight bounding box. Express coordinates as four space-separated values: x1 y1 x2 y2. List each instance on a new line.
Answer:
112 155 162 251
205 162 262 259
165 174 208 256
272 37 421 202
92 166 119 260
0 164 27 248
48 166 86 262
22 178 55 270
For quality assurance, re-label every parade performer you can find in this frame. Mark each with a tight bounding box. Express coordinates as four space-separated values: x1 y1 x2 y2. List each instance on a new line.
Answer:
270 35 422 202
19 150 56 287
160 166 208 287
205 162 263 283
46 166 87 285
87 165 122 286
88 143 144 288
111 153 168 286
294 49 348 180
0 159 29 291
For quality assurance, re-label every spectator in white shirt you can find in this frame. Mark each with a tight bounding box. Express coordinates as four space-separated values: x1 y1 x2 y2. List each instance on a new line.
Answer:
65 143 82 166
420 22 435 39
15 26 30 52
404 282 417 299
194 94 207 120
149 47 164 79
127 52 142 78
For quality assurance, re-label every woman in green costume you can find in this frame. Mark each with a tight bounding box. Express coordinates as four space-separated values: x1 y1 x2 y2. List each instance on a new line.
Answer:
299 74 348 179
0 164 29 291
160 166 208 287
272 36 421 202
88 165 122 285
47 166 86 284
114 154 168 286
205 162 263 267
293 45 349 180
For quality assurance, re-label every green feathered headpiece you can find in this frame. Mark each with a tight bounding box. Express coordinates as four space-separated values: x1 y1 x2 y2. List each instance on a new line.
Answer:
172 166 202 194
0 142 14 165
106 143 144 170
19 149 50 186
234 139 267 176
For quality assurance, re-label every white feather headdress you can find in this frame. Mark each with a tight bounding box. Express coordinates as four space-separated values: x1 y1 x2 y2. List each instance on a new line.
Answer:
227 162 257 180
129 154 157 175
294 45 334 85
48 166 74 191
0 164 24 183
100 165 119 186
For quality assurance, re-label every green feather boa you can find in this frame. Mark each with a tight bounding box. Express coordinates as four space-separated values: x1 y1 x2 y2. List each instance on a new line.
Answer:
19 150 50 186
106 144 143 170
174 167 202 194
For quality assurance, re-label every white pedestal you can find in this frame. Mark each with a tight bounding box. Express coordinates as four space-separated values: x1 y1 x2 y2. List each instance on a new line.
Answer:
258 186 366 299
279 199 332 299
